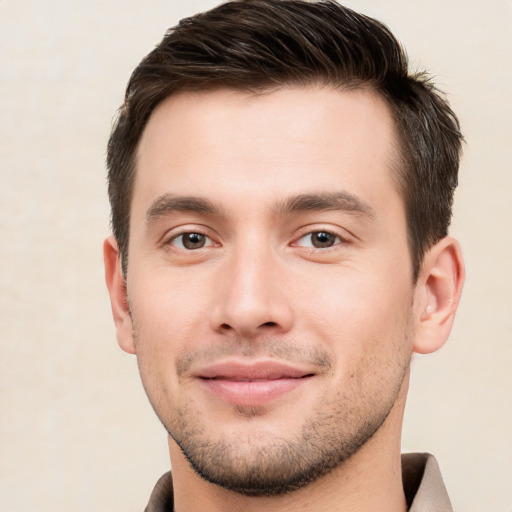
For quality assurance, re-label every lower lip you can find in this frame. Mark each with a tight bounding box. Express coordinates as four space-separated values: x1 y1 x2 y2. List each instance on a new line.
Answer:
200 377 311 407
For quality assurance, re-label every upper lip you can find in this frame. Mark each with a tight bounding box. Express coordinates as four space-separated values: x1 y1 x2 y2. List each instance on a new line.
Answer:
194 360 315 381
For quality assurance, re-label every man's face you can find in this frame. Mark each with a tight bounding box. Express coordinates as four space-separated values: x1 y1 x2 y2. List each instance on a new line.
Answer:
123 86 418 494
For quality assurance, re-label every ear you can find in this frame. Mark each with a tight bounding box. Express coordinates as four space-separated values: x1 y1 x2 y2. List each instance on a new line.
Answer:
103 236 136 354
413 236 465 354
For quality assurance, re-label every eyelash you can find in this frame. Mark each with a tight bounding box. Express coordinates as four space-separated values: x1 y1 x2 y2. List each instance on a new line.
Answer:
164 227 348 254
166 230 216 250
292 229 347 250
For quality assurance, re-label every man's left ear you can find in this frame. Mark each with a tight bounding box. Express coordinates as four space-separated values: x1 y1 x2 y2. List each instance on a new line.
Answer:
413 236 465 354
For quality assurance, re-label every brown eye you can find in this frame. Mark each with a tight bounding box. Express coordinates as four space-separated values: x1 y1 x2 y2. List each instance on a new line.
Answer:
183 233 206 249
295 231 341 249
171 232 208 250
310 231 339 248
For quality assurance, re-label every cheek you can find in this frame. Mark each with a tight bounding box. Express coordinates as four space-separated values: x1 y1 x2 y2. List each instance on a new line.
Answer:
130 269 212 339
294 265 414 360
304 276 414 411
128 278 206 419
127 273 215 395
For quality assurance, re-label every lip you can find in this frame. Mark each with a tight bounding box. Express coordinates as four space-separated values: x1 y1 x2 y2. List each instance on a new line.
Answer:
195 360 315 407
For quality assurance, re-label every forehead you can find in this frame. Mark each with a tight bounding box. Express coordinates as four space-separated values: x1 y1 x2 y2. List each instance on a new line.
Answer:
133 86 402 220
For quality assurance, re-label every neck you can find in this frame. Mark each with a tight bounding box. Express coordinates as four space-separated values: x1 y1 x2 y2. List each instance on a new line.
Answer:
169 377 409 512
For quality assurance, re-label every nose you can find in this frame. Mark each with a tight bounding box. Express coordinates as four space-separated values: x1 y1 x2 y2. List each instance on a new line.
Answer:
209 244 294 338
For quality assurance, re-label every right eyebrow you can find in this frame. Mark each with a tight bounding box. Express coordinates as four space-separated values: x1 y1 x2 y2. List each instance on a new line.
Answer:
145 193 221 224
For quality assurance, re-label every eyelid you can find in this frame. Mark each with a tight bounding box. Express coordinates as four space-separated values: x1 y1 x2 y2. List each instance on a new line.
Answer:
161 225 220 248
291 225 353 248
170 233 214 249
295 233 341 250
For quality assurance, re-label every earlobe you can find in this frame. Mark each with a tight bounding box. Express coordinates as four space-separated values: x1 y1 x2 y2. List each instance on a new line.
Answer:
413 236 465 354
103 236 136 354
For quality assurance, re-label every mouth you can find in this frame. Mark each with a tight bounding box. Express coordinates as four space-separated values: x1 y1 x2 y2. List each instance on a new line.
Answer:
195 360 316 407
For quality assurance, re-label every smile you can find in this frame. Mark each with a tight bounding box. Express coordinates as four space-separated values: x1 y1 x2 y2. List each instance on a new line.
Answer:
195 361 315 407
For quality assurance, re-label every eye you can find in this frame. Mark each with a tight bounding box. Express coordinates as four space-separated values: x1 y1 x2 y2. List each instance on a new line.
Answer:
296 231 342 249
169 232 213 250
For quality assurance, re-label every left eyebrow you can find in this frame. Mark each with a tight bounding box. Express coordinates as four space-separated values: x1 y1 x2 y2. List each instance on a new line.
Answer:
145 193 221 224
273 192 376 220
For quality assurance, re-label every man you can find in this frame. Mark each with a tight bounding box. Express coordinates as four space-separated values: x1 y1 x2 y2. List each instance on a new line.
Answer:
104 1 465 510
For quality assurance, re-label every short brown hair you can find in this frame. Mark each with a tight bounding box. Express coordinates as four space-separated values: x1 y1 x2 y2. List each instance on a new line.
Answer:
107 0 463 280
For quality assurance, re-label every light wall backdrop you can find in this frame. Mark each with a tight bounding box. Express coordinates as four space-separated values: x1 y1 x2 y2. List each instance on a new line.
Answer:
1 1 511 510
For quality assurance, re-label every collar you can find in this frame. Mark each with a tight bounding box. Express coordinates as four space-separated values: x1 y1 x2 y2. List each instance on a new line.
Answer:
402 453 453 511
145 452 452 511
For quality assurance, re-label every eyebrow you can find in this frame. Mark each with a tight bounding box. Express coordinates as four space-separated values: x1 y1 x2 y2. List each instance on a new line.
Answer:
146 193 220 224
274 192 376 219
145 190 375 225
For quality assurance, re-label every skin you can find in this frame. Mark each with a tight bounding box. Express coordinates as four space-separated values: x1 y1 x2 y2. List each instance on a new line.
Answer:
104 86 464 512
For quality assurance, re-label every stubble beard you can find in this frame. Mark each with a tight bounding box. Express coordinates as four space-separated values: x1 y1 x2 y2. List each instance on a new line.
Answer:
133 321 412 497
163 350 410 497
167 394 400 496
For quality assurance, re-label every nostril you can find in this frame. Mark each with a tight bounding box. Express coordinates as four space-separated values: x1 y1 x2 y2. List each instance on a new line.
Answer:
261 321 277 328
220 323 232 330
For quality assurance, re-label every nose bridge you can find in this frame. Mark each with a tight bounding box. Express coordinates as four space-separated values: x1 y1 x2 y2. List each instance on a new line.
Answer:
232 240 273 307
210 233 293 335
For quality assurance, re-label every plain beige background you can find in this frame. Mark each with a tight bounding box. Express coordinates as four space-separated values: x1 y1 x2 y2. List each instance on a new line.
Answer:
1 0 511 510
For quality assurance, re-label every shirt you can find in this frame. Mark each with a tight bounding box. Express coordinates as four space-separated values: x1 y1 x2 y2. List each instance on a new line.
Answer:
144 452 453 511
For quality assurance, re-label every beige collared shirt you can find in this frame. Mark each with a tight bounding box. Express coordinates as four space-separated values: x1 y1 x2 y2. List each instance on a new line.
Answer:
145 453 452 511
403 453 453 511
